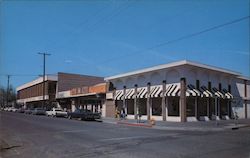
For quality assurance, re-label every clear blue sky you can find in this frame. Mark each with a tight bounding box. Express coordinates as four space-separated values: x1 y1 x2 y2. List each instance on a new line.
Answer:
0 0 249 89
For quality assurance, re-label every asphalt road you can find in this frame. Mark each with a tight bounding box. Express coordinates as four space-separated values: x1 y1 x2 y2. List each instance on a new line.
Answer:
0 111 250 158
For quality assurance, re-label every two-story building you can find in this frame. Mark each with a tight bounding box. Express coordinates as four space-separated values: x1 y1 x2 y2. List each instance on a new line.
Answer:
16 75 57 109
16 72 104 111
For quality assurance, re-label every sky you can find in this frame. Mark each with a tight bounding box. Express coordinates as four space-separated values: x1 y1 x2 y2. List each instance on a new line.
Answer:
0 0 249 89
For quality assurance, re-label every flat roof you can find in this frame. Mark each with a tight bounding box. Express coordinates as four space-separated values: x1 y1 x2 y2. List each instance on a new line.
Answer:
105 60 242 81
16 75 58 91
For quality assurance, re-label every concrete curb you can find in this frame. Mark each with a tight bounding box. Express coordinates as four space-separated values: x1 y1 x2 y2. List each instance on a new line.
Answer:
117 121 153 128
102 119 250 132
228 124 250 130
103 120 224 131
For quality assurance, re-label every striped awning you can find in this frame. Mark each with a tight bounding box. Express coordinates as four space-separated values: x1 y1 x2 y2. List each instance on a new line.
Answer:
149 85 162 98
125 88 135 99
186 84 201 97
137 87 147 98
115 90 124 100
211 87 224 98
200 86 213 97
165 84 180 96
221 89 233 99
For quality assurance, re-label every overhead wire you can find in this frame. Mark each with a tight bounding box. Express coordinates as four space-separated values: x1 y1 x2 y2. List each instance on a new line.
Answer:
99 15 250 64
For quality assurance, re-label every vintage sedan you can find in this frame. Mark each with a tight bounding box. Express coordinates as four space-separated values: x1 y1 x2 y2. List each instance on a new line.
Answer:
32 108 46 115
67 109 101 120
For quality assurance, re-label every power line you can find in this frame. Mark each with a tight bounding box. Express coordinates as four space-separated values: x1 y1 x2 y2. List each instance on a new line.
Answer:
86 2 131 33
46 4 110 49
0 74 39 77
100 15 250 64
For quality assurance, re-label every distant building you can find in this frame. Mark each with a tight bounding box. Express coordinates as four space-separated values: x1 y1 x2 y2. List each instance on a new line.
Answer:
104 60 250 122
16 75 57 108
16 72 104 111
55 72 105 112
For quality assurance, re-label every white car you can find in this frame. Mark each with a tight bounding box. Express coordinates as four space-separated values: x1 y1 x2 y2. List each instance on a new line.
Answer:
46 108 67 117
11 108 18 112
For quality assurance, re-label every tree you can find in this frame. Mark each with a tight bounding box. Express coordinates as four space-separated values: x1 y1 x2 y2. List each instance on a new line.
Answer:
0 84 16 107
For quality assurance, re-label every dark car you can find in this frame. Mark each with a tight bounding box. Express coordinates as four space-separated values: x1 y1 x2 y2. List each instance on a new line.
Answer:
32 108 46 115
24 108 34 114
16 108 25 113
67 109 101 120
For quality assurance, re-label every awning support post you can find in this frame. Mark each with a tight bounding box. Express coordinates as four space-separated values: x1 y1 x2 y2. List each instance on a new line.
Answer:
162 81 166 121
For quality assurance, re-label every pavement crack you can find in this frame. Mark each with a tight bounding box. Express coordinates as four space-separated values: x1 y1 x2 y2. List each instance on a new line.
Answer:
0 145 21 151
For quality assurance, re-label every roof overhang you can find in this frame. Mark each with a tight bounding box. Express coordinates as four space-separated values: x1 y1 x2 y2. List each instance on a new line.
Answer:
104 60 242 81
16 75 58 91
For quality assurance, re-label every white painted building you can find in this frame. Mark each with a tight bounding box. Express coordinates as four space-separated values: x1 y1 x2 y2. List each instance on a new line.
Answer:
104 60 250 122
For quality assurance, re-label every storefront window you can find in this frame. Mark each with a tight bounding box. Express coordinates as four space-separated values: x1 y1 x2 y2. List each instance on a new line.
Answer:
152 97 162 116
168 97 179 116
198 97 208 116
220 99 228 116
115 100 123 111
126 99 134 114
186 97 195 116
138 98 147 115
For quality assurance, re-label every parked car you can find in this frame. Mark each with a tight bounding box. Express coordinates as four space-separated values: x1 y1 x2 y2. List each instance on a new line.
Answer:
67 109 101 120
24 108 34 114
5 107 18 112
16 108 25 113
7 107 13 112
32 108 46 115
11 108 18 112
46 108 67 117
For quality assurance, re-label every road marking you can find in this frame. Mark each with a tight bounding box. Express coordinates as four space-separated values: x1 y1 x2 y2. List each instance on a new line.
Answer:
61 129 89 133
99 133 179 141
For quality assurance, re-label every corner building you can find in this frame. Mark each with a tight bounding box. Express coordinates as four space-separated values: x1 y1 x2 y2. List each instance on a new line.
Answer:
104 60 250 122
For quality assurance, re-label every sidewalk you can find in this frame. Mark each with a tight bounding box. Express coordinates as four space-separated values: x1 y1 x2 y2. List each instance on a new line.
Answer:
102 117 250 131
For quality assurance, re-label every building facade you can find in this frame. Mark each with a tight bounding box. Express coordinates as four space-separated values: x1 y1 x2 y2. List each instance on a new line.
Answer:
16 72 104 111
16 75 57 109
55 72 105 112
104 60 250 122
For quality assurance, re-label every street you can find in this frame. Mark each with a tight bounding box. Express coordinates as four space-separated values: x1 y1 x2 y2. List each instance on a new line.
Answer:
0 112 250 158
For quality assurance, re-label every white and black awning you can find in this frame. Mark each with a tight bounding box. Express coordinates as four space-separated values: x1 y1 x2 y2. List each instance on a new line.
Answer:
200 86 213 97
137 87 148 98
221 88 233 99
149 85 162 98
211 87 224 98
125 88 135 99
165 84 180 96
186 84 201 97
115 90 124 100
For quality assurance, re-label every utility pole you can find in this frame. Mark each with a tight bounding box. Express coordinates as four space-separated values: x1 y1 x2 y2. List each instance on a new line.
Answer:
6 75 10 107
38 53 51 109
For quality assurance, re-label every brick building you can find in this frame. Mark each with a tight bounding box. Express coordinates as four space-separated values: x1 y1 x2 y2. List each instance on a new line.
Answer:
16 75 57 109
16 72 104 110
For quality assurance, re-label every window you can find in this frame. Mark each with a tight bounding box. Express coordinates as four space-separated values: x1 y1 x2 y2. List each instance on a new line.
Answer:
196 80 200 89
126 99 134 114
168 97 179 116
228 85 231 93
208 82 211 90
137 98 147 115
186 97 195 116
219 83 222 91
152 97 162 116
